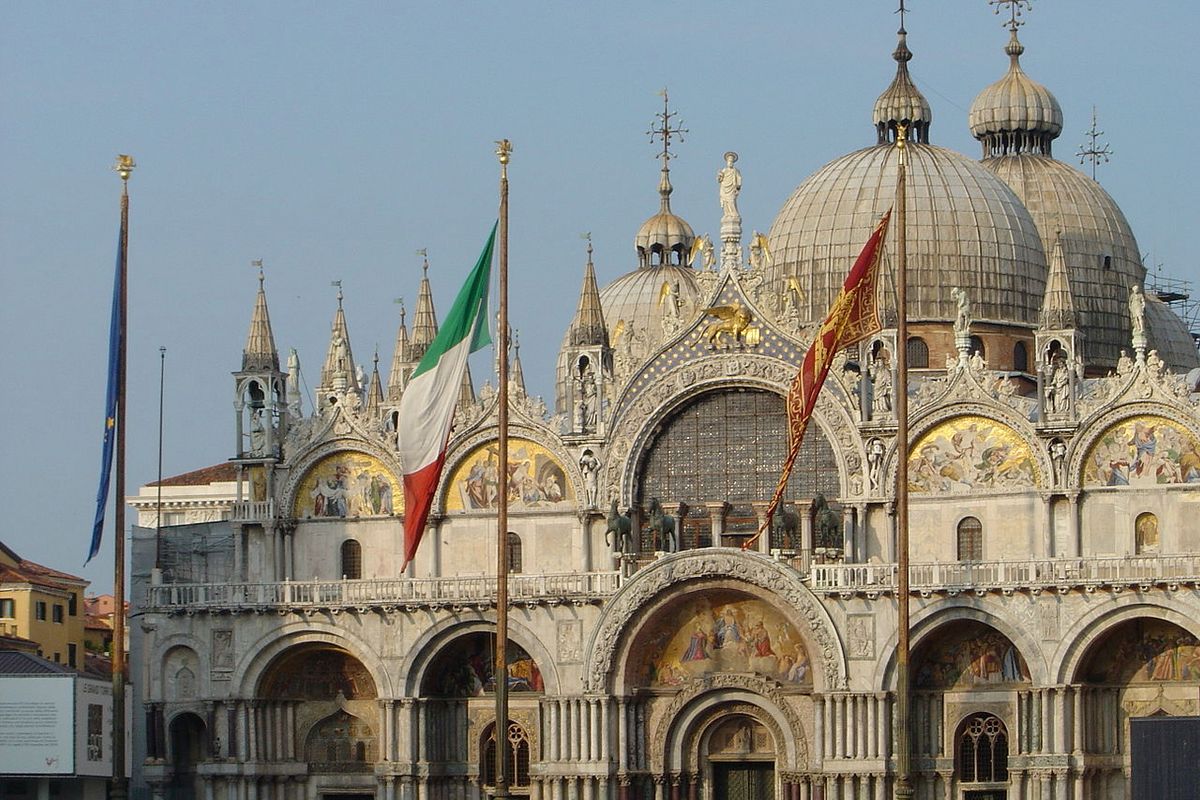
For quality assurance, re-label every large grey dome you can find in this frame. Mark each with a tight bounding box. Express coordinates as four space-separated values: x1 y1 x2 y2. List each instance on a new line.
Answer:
767 142 1048 327
1145 294 1200 372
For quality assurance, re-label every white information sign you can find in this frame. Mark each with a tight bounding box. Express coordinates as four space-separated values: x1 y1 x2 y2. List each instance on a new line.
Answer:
0 675 74 774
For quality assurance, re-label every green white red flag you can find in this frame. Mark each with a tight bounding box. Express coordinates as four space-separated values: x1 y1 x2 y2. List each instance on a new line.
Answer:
399 225 496 569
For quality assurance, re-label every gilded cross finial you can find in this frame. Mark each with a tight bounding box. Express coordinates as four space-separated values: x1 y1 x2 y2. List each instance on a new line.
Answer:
989 0 1031 32
648 88 687 168
1076 105 1113 181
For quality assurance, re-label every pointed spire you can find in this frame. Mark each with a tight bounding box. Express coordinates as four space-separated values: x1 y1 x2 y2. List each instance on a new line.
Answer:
1039 233 1077 330
410 255 439 362
510 329 527 396
387 297 411 401
569 239 610 347
366 349 385 415
872 16 932 145
243 262 280 371
320 283 359 392
458 364 476 410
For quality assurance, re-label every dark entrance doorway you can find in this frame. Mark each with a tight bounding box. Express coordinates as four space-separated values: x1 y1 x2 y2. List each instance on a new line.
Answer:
713 763 774 800
962 791 1006 800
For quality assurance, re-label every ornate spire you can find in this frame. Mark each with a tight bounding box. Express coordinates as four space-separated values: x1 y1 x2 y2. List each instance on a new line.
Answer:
242 260 280 371
319 282 358 393
873 9 932 145
1039 233 1077 330
510 329 526 396
569 237 610 347
410 253 439 362
636 93 696 268
387 297 411 401
458 365 476 410
1076 106 1113 181
366 349 385 415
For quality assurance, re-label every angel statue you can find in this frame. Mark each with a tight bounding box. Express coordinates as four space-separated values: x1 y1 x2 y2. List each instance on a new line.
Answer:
688 234 716 270
748 231 773 270
658 280 683 335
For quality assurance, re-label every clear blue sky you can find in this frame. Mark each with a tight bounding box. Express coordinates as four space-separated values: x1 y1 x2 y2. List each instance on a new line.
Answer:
2 2 1197 593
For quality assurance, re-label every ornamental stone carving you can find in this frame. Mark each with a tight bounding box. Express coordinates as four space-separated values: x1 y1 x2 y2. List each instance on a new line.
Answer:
583 550 847 692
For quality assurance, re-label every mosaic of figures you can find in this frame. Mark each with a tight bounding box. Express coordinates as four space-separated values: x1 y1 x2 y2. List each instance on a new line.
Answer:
293 452 401 518
1082 416 1200 487
914 622 1029 689
1083 620 1200 684
261 648 377 699
631 591 813 689
908 416 1037 494
425 633 545 697
445 439 572 512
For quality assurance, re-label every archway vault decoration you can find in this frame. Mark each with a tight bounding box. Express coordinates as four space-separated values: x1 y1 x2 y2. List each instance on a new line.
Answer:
585 549 846 692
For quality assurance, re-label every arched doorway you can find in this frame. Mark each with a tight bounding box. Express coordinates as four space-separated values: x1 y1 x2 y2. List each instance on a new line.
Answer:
911 620 1029 798
705 714 776 800
257 645 378 780
168 712 208 800
1073 617 1200 797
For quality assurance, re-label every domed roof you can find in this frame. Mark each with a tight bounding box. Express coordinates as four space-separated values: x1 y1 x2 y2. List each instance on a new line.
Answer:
635 210 695 265
599 264 699 344
983 154 1144 368
767 142 1048 326
969 30 1062 156
1145 293 1200 372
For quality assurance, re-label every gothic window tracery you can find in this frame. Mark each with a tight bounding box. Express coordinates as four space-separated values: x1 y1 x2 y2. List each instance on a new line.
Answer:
957 713 1008 784
482 721 531 788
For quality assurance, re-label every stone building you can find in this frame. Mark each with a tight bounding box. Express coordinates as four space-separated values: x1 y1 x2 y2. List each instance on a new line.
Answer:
129 16 1200 800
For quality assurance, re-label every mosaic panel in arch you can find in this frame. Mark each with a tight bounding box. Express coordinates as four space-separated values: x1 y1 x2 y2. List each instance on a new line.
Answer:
293 452 402 518
261 648 377 700
629 589 813 689
914 621 1029 689
445 438 572 512
1082 415 1200 487
908 415 1037 494
1083 619 1200 684
424 633 544 697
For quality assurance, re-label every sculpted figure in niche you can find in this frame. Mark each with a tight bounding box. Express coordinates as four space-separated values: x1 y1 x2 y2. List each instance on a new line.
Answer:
579 449 601 508
1049 439 1067 486
250 408 268 455
1044 353 1071 414
869 346 893 415
717 151 742 220
867 438 886 492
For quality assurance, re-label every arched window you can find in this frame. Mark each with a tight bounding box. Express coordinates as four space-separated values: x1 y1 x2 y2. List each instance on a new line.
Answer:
340 539 362 579
1013 341 1029 372
483 721 531 788
969 336 986 359
907 337 929 369
507 532 523 574
958 713 1008 784
1135 512 1159 555
957 517 983 561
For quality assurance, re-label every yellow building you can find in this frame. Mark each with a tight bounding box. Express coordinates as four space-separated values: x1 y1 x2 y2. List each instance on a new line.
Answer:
0 541 89 670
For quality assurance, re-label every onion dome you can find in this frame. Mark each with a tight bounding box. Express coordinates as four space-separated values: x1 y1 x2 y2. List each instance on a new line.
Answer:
635 165 695 268
769 28 1047 332
969 28 1062 157
872 28 932 145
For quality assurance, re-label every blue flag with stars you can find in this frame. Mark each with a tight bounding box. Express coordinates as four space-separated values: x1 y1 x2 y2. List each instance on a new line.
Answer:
88 231 123 564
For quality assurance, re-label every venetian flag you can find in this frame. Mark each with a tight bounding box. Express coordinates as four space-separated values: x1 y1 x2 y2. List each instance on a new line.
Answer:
87 229 125 564
399 224 496 570
746 209 892 549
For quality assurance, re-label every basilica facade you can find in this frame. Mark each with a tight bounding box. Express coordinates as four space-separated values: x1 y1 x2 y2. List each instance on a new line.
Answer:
129 17 1200 800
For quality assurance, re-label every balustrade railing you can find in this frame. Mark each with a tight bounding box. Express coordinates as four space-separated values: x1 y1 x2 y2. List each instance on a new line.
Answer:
231 499 274 522
146 571 623 611
809 554 1200 594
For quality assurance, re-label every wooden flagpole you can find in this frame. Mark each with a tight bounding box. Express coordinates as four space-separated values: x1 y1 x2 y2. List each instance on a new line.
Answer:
494 138 512 800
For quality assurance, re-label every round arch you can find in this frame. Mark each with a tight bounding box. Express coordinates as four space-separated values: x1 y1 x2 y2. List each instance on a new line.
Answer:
152 635 207 698
231 621 394 699
874 601 1048 690
403 614 561 697
585 549 847 693
280 439 405 519
1067 403 1200 489
1053 595 1200 684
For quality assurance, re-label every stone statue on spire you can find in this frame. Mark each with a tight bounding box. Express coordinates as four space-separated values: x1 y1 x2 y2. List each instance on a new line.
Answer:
718 151 744 270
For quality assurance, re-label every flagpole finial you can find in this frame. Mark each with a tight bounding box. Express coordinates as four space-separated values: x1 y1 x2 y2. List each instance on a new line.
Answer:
496 139 513 179
113 154 136 182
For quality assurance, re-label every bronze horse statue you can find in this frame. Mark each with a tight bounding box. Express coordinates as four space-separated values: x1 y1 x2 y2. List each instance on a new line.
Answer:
646 497 678 553
812 494 842 550
771 503 802 550
605 499 633 553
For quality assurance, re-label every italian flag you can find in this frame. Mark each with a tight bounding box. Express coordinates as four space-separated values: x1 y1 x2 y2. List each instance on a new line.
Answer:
399 224 496 570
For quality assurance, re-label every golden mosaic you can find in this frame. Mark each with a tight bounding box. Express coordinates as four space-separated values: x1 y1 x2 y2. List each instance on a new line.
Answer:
908 415 1037 493
1082 415 1200 487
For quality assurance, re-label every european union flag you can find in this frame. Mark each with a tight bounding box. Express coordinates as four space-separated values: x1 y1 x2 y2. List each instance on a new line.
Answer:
87 231 124 564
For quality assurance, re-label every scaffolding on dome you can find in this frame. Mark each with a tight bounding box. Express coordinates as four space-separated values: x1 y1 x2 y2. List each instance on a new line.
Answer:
1147 272 1200 347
